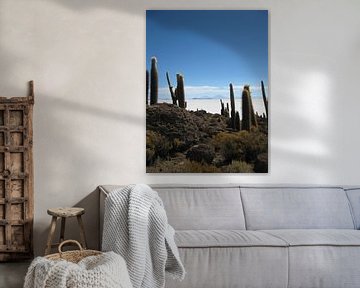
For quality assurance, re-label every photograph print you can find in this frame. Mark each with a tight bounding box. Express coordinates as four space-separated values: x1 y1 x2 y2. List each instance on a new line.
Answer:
146 10 269 173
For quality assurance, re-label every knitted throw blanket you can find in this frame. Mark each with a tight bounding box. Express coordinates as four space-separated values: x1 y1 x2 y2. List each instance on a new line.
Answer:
24 251 133 288
102 184 185 288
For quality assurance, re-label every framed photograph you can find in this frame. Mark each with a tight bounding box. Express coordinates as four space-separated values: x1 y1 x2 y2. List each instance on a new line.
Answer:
146 10 268 173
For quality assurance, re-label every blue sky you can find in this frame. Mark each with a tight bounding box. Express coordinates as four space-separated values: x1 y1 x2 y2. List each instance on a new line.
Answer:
146 10 268 100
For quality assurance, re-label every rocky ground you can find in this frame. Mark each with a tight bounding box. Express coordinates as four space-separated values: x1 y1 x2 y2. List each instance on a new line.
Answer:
146 103 268 173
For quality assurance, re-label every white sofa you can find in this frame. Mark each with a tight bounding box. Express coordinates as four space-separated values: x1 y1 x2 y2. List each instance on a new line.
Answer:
99 185 360 288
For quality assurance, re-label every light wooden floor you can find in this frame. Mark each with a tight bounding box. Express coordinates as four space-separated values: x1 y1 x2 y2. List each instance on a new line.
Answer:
0 261 30 288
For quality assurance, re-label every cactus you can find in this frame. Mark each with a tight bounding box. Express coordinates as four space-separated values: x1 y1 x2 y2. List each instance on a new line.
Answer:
244 85 258 127
235 111 241 131
261 80 268 118
221 101 230 117
241 88 251 132
220 99 225 115
176 74 186 108
223 103 229 118
166 72 177 105
230 83 236 129
150 57 158 105
146 70 149 105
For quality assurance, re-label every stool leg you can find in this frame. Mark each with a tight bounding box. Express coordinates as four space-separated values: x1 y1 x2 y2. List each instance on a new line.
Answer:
45 216 57 255
60 217 66 243
77 215 87 249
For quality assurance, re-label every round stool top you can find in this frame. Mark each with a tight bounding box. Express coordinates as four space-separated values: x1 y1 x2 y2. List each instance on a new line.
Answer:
47 207 85 217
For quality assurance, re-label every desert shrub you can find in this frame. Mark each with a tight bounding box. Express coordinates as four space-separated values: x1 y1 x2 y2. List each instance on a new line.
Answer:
146 148 155 165
182 160 219 173
146 130 172 160
254 152 268 173
146 159 220 173
240 131 268 162
186 144 215 164
213 130 268 164
212 132 246 163
146 160 179 173
172 137 187 152
221 161 253 173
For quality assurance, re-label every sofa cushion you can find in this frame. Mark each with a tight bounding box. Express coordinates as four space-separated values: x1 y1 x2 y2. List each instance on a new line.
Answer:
261 230 360 288
165 247 288 288
241 187 355 230
287 246 360 288
175 230 288 248
153 186 246 230
345 188 360 229
262 229 360 246
100 185 246 230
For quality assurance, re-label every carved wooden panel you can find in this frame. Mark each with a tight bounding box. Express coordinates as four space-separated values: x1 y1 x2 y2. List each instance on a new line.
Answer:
0 81 34 261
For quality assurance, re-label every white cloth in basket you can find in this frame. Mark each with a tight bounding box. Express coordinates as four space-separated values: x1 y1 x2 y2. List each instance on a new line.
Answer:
24 251 132 288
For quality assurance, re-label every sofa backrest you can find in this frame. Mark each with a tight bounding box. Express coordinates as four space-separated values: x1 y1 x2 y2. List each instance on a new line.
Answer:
240 186 355 230
152 185 246 230
345 188 360 229
100 184 358 232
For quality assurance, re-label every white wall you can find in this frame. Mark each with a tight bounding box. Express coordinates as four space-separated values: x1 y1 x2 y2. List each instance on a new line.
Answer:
0 0 359 255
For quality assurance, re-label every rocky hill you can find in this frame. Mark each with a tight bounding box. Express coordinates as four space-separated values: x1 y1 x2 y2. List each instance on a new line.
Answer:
146 103 268 173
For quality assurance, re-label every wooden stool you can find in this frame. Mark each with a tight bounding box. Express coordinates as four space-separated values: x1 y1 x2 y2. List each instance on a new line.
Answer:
45 207 87 255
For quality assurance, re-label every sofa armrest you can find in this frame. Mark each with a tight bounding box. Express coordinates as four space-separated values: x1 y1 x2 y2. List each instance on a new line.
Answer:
98 186 109 250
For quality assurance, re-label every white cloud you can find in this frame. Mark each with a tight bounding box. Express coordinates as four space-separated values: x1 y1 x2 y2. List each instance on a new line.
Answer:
158 84 266 100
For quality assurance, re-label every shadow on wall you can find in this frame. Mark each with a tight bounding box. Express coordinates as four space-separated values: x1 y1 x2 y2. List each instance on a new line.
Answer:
53 0 144 15
38 96 143 126
32 94 143 256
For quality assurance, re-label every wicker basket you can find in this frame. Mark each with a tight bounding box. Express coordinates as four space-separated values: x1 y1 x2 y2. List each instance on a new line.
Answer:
45 240 102 263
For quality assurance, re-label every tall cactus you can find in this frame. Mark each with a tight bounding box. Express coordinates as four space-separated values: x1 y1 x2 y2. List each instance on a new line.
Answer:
235 111 241 131
176 74 186 108
230 83 236 129
241 87 251 132
261 80 268 118
166 72 177 105
150 57 158 105
146 70 149 105
244 85 258 127
220 99 225 115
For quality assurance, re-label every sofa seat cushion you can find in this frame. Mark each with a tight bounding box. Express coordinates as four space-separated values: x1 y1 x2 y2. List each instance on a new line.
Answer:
260 230 360 288
165 246 289 288
175 230 288 248
262 229 360 246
